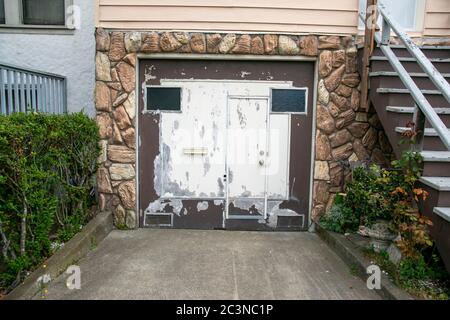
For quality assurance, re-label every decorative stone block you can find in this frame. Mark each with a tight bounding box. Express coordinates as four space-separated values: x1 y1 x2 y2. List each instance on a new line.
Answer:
299 35 318 56
207 34 222 53
118 180 136 209
332 142 353 160
97 167 112 193
232 34 251 54
250 36 264 55
96 52 112 82
315 131 331 160
108 145 135 163
114 204 126 227
278 35 299 55
335 84 352 98
96 113 113 139
121 127 136 149
123 91 135 120
96 28 110 52
330 129 352 148
114 105 132 130
314 161 330 180
318 80 329 105
190 33 206 53
318 36 341 49
219 34 236 53
141 32 160 53
160 32 182 52
110 164 135 181
316 104 335 135
95 81 111 112
125 210 137 229
324 65 345 92
347 122 370 138
109 32 126 62
345 47 358 73
332 50 345 68
263 34 278 54
116 62 135 93
113 93 128 108
125 32 142 53
319 50 333 78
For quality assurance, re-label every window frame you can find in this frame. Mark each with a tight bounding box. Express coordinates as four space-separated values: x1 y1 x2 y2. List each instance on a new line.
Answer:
0 0 73 31
358 0 426 33
269 87 309 115
144 85 183 114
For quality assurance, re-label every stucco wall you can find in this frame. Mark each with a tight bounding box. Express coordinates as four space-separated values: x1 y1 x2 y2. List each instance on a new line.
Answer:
0 0 95 115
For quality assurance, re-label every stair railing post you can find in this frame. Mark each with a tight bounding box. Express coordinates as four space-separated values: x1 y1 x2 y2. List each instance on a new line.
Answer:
412 104 425 152
360 0 378 112
381 17 391 46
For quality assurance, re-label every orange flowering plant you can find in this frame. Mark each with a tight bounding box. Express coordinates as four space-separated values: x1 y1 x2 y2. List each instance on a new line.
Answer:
389 123 434 258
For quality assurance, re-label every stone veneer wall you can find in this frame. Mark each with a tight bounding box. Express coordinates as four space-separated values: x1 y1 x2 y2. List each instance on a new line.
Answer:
94 29 394 228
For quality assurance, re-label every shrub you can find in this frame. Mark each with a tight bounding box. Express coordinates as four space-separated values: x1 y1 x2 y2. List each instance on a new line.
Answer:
321 164 408 233
319 194 358 233
0 112 100 291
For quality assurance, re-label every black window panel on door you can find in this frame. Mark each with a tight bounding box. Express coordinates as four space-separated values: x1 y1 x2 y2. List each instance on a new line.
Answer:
271 88 307 113
0 0 5 24
22 0 65 25
147 87 181 111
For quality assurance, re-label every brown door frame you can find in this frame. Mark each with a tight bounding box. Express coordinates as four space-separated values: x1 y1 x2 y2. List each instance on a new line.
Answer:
135 54 319 230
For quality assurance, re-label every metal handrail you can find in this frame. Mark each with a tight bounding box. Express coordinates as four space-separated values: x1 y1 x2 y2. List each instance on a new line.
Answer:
0 63 66 80
378 3 450 105
359 2 450 150
0 62 67 115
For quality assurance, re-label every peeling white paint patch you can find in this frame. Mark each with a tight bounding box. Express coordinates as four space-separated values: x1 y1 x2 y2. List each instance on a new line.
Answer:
231 199 264 215
144 199 166 215
169 199 184 216
197 201 209 212
214 200 223 206
144 199 185 216
145 65 157 81
258 201 302 228
240 71 252 78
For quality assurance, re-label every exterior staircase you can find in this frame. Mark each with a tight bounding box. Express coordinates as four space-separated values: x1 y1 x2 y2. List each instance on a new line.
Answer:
361 45 450 272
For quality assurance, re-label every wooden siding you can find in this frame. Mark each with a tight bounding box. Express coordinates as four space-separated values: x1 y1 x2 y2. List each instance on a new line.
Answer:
424 0 450 36
96 0 450 37
97 0 359 34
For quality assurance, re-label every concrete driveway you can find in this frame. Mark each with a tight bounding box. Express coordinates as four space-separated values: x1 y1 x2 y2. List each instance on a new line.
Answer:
35 229 380 300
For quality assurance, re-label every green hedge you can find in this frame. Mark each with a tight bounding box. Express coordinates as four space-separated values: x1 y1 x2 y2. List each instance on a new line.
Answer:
0 112 100 292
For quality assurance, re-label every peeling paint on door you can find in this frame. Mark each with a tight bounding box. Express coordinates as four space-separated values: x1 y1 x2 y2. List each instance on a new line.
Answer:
138 59 315 230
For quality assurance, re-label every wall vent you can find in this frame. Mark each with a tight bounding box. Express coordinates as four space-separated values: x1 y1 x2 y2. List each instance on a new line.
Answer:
144 213 173 227
276 214 304 229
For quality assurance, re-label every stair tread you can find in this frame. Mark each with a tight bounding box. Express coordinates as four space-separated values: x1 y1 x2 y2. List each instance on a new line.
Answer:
370 71 450 78
421 151 450 162
395 127 450 136
419 176 450 191
377 88 442 94
370 57 450 62
359 44 450 50
387 106 450 114
433 207 450 223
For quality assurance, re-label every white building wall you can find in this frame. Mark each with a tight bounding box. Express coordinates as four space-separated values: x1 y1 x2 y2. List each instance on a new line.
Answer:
0 0 95 115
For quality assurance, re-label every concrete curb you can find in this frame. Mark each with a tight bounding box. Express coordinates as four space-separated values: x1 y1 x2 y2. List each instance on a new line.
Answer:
316 223 416 300
5 211 113 300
